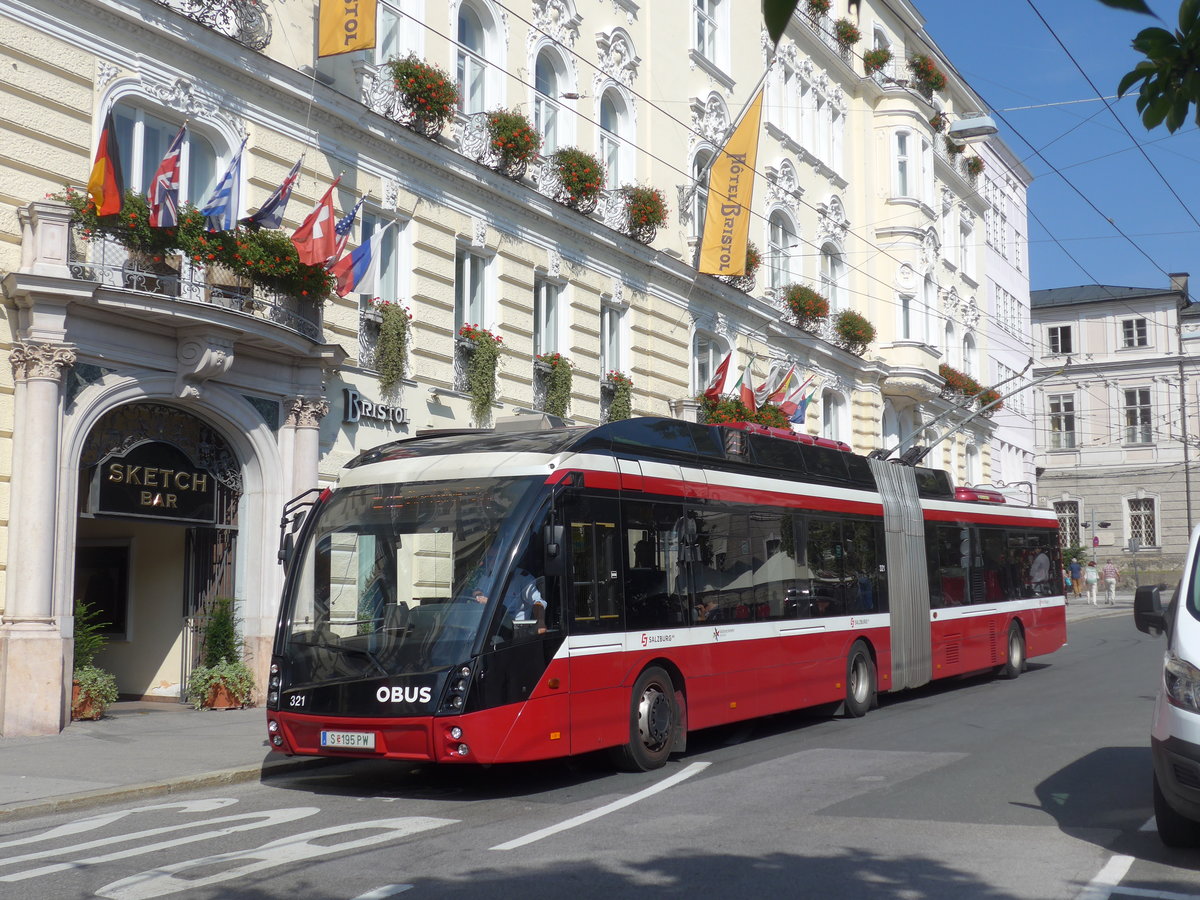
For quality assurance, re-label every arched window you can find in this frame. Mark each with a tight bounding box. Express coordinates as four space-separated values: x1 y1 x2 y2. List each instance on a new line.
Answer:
881 399 901 451
599 89 631 189
894 130 911 198
113 102 218 206
966 444 981 485
944 320 956 367
963 333 977 376
534 49 565 153
694 332 726 395
923 275 937 346
457 3 490 114
691 149 713 235
767 211 796 292
820 243 844 312
821 391 846 443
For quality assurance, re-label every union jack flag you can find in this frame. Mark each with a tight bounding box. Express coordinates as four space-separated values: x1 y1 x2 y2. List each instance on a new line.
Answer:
149 125 186 228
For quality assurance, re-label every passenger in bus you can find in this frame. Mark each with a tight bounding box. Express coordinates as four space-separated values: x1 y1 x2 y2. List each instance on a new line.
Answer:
1030 547 1051 596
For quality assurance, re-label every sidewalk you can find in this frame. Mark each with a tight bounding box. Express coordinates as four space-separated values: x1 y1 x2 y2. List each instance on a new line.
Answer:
0 701 331 822
0 593 1136 823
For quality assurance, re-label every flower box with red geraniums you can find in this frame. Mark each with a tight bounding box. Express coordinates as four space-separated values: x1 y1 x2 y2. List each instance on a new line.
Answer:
833 309 876 357
783 284 830 331
908 53 947 94
386 55 459 136
964 155 984 179
624 186 668 229
486 108 541 171
553 147 604 211
863 47 892 75
834 18 860 47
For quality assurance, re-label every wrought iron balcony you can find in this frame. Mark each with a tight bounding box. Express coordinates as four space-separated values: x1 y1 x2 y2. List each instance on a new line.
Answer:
68 234 321 340
150 0 272 51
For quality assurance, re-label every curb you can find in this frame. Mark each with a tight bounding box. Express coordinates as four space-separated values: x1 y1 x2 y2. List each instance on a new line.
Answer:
0 755 341 823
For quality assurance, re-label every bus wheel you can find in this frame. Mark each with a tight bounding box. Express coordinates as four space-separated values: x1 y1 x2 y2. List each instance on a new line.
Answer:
1155 771 1200 847
999 623 1026 680
844 641 875 718
613 666 677 772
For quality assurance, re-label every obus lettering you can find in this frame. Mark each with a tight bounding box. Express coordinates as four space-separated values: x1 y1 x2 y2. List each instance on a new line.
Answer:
376 685 433 704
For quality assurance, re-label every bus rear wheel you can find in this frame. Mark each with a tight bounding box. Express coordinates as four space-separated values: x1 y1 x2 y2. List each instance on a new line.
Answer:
999 622 1026 680
612 666 677 772
844 641 875 718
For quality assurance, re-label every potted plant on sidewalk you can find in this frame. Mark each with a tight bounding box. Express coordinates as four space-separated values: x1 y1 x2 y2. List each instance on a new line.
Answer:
71 598 118 721
186 597 255 710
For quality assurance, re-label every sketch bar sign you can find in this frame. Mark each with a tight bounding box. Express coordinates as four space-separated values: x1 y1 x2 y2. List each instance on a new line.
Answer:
87 441 217 524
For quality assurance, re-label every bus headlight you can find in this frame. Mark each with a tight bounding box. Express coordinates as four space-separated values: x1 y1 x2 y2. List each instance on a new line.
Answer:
439 661 474 714
1165 653 1200 713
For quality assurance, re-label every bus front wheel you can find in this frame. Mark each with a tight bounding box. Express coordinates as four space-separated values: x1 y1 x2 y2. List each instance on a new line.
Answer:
844 641 876 718
612 666 677 772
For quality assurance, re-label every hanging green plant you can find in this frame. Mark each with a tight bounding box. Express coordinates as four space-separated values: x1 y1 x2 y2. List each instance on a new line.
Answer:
604 370 633 422
964 155 985 179
977 387 1004 414
459 324 503 425
536 352 573 417
833 309 876 356
862 47 892 75
944 134 965 156
782 284 830 331
375 300 412 397
930 111 949 132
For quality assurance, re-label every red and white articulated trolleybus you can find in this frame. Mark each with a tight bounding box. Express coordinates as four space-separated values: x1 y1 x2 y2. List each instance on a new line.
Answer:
266 416 1065 770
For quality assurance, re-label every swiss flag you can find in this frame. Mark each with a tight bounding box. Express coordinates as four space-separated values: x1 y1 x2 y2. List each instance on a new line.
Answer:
291 177 341 267
703 351 732 402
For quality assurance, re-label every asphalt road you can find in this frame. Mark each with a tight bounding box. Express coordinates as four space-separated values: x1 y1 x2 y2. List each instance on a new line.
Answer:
3 613 1198 900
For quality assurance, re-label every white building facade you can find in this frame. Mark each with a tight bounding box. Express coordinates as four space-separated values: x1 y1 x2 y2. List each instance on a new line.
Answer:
0 0 1026 734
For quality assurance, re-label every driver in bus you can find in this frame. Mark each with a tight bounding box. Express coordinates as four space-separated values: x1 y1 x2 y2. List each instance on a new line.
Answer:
471 547 547 632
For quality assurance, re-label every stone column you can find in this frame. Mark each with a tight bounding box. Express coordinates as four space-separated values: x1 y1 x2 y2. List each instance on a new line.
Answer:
287 396 330 498
1 341 75 735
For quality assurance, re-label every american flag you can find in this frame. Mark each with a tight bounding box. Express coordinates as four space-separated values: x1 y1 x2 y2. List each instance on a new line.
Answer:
330 196 366 264
149 124 186 228
201 136 247 232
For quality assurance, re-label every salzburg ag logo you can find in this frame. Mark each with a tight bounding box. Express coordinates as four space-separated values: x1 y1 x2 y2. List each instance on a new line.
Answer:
641 633 675 646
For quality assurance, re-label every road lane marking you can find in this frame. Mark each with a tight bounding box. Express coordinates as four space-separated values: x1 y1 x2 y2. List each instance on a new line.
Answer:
0 808 318 881
490 761 711 851
1138 816 1156 832
0 800 238 851
1105 889 1200 899
1076 855 1134 900
96 817 456 899
352 886 414 900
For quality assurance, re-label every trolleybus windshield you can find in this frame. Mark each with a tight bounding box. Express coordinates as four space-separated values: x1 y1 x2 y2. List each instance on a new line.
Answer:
280 475 542 685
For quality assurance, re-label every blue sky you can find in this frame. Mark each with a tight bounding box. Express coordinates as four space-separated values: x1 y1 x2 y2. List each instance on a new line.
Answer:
916 0 1200 295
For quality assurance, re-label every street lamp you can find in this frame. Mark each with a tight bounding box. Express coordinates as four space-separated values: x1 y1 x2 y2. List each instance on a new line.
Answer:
946 113 998 144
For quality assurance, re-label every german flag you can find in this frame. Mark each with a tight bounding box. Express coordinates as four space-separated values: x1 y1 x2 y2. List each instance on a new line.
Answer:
86 109 124 216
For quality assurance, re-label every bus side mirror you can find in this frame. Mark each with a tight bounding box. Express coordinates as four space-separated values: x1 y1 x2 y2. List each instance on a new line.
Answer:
1134 583 1170 637
543 524 566 577
277 509 307 568
278 532 294 567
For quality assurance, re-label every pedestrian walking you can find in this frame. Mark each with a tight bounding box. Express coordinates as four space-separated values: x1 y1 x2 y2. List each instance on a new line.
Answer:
1069 558 1083 599
1084 560 1100 605
1101 559 1120 605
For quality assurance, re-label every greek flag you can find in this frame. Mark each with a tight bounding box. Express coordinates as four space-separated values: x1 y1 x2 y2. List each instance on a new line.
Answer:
201 136 248 232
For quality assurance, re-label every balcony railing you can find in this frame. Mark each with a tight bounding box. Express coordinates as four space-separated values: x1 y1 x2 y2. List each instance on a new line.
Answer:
67 233 321 340
150 0 271 51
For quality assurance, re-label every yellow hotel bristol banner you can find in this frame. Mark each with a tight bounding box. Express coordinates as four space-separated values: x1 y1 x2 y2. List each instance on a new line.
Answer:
698 88 764 276
318 0 377 57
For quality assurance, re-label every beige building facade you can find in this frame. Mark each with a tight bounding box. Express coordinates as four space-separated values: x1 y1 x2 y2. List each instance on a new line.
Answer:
0 0 1019 734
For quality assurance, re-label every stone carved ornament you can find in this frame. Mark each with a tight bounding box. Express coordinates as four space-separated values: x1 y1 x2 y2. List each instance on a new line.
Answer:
143 75 243 138
595 29 640 92
10 342 76 381
288 396 331 428
175 333 235 400
690 92 729 150
530 0 581 52
817 194 848 246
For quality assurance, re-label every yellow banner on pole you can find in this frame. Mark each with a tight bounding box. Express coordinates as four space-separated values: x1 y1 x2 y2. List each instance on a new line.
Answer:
698 89 764 276
318 0 377 58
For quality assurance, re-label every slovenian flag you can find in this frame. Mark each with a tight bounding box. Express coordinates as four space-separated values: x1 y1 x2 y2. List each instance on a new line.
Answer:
330 224 388 297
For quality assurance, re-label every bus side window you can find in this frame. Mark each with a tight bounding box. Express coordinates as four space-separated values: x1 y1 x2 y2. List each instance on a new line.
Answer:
565 493 623 634
623 499 687 629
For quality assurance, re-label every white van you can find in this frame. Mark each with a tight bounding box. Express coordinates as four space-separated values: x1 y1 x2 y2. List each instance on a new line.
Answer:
1134 533 1200 847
